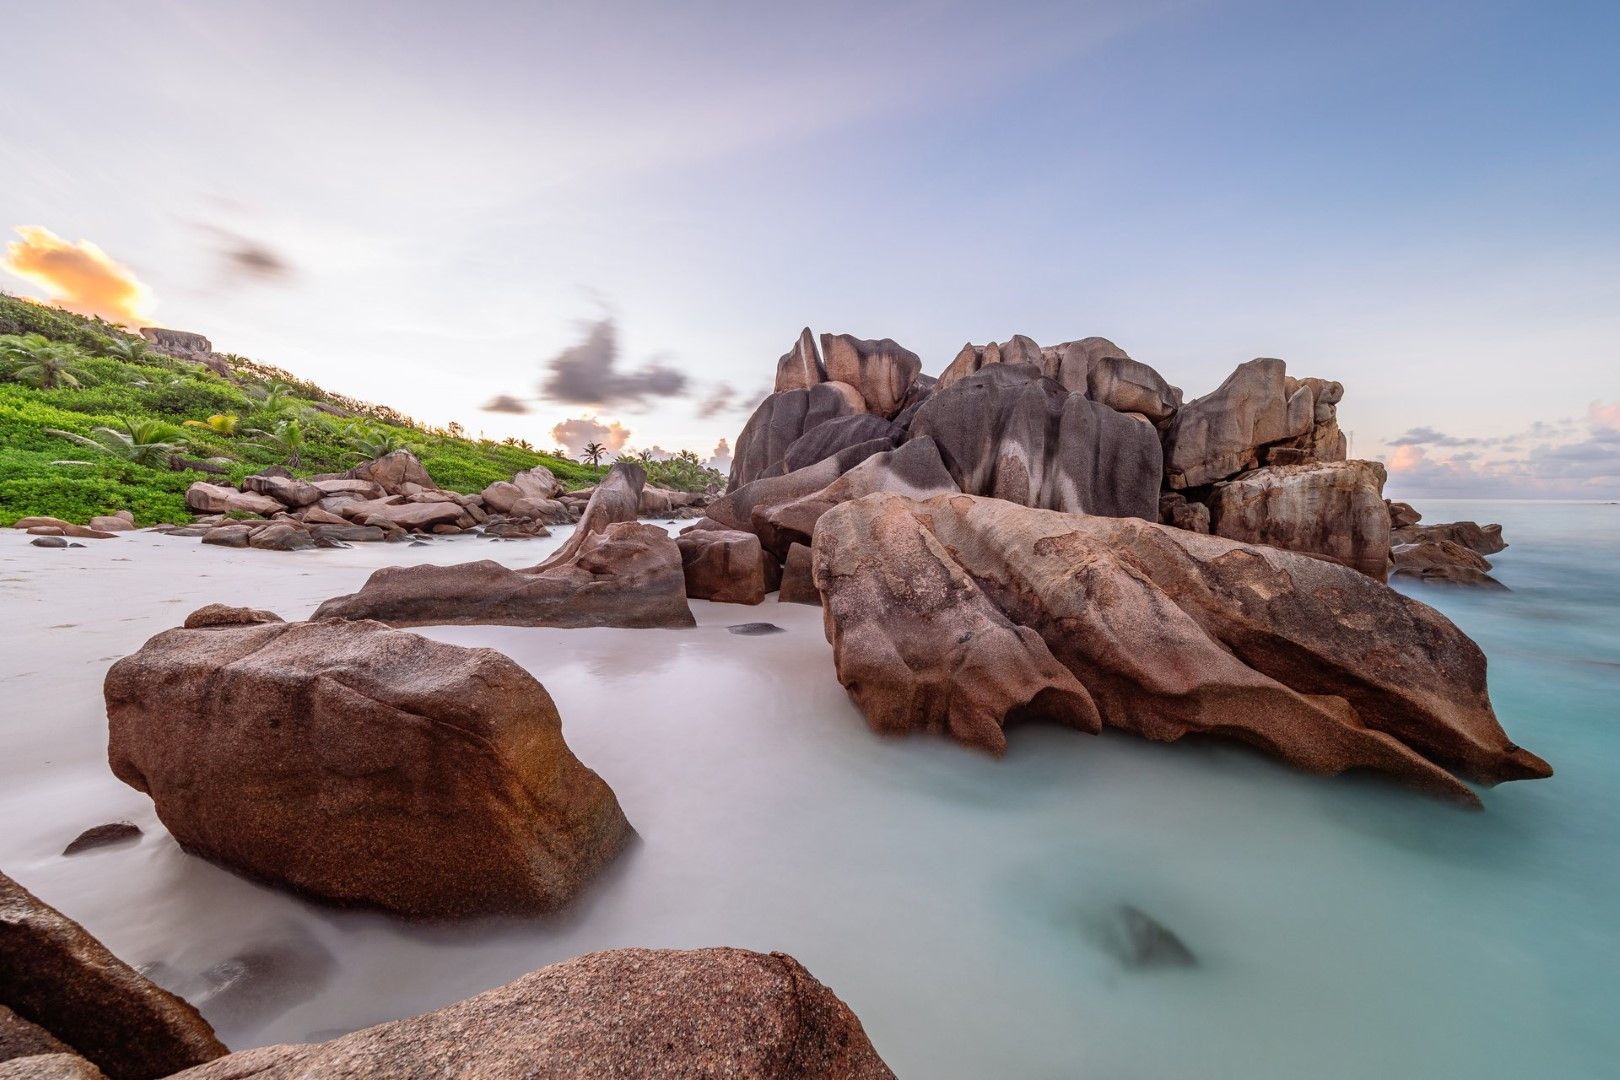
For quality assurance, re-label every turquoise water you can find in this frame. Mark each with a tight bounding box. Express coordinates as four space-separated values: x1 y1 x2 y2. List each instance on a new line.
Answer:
2 501 1617 1078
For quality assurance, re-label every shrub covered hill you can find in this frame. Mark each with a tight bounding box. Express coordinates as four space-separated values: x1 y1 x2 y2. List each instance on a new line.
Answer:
0 293 719 526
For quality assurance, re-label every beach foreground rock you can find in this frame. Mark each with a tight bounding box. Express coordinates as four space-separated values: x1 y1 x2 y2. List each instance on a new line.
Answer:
105 608 632 917
813 493 1550 804
0 871 226 1078
167 948 893 1079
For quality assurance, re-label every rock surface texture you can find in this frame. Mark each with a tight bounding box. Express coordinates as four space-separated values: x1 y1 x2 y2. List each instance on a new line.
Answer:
813 494 1550 805
106 609 631 917
675 529 780 605
906 364 1161 519
729 383 867 488
168 948 893 1080
1208 460 1392 578
0 871 226 1079
1163 358 1315 488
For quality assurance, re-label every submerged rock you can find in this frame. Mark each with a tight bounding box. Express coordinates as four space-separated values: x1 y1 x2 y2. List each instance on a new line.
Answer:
727 622 786 636
28 538 67 549
60 824 140 857
812 493 1550 804
105 610 632 917
166 948 894 1079
0 871 226 1078
1105 905 1197 970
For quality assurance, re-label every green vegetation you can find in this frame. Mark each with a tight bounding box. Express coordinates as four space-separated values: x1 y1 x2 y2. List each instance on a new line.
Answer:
0 292 635 526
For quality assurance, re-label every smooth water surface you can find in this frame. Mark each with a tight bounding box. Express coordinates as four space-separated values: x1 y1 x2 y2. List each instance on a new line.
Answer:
1 501 1616 1078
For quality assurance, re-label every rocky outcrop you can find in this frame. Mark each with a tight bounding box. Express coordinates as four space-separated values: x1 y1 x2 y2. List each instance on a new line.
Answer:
812 495 1099 753
1393 520 1507 556
478 465 559 514
778 414 904 475
1163 358 1316 488
13 519 117 540
729 383 867 488
774 327 826 392
183 483 283 517
315 521 694 628
906 364 1161 519
1207 460 1392 578
536 461 646 571
1158 492 1211 534
778 543 820 605
240 474 322 508
86 512 134 533
1386 499 1423 529
752 436 958 559
342 450 437 494
167 948 893 1079
821 334 922 418
0 871 226 1078
105 609 632 917
813 493 1550 804
675 529 781 605
706 440 896 535
1392 539 1505 588
138 328 230 376
1086 355 1182 422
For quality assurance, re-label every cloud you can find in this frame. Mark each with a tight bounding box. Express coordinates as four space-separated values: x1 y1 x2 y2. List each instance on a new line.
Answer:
550 415 632 458
481 394 529 414
1590 401 1620 432
1384 403 1620 497
1388 426 1485 448
706 437 733 473
2 225 154 325
695 383 738 418
539 318 688 409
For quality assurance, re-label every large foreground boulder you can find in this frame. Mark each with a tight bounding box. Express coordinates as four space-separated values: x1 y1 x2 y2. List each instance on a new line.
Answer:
813 493 1550 804
106 608 632 917
1 872 226 1078
168 948 893 1079
1207 460 1392 578
315 521 694 628
906 364 1161 519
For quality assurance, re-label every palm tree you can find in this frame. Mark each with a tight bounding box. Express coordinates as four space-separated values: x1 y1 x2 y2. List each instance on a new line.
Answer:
345 422 416 461
46 417 187 468
582 441 606 466
247 417 307 467
246 379 298 415
2 334 89 389
184 413 241 435
102 336 150 363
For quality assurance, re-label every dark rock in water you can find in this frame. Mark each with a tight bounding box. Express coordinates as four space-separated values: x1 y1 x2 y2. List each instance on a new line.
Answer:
68 543 86 549
408 540 428 547
170 929 336 1033
727 623 786 636
61 823 141 857
1110 905 1197 969
164 948 895 1079
30 537 67 549
0 870 227 1077
1392 539 1506 589
1392 520 1506 556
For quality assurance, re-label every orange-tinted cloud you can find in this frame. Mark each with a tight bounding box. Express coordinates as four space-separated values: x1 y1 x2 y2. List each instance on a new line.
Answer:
2 225 154 326
550 416 632 458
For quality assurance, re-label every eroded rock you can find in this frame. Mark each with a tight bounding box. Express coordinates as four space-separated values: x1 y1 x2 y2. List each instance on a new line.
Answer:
1207 460 1392 578
675 529 780 605
106 614 632 917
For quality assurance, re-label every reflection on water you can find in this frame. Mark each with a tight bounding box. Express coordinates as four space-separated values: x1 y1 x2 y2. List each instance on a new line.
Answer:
0 505 1617 1078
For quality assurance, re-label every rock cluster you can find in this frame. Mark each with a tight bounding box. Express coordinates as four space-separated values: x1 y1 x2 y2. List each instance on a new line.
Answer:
106 606 632 917
1388 503 1509 587
314 463 696 628
812 493 1549 805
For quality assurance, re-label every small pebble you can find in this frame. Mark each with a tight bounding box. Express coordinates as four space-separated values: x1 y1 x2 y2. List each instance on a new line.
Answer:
63 821 142 856
727 622 786 636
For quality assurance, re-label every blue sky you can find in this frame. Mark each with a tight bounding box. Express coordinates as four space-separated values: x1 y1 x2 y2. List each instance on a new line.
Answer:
3 0 1616 494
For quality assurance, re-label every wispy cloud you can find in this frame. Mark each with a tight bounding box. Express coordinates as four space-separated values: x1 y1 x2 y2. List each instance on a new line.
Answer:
2 225 153 325
1384 403 1620 497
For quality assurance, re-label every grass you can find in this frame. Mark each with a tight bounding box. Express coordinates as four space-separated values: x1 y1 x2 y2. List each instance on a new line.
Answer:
0 292 649 526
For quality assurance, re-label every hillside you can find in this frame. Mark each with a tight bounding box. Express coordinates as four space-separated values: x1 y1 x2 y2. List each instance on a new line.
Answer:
0 294 710 526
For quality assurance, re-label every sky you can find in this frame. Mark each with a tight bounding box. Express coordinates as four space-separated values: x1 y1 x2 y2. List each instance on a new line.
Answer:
3 0 1617 494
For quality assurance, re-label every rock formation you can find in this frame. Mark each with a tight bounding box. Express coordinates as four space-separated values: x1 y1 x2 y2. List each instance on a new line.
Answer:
906 364 1161 519
0 871 226 1078
778 543 820 605
812 493 1550 804
820 333 921 418
729 382 867 488
751 436 959 559
165 948 893 1079
774 327 826 392
1392 539 1506 588
105 607 632 917
1207 460 1392 578
1163 358 1315 488
778 414 904 475
1393 520 1507 556
675 529 781 605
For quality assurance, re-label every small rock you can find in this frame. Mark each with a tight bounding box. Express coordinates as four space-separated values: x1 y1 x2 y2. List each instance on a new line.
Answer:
727 622 786 636
31 537 68 549
62 822 142 856
1109 905 1197 970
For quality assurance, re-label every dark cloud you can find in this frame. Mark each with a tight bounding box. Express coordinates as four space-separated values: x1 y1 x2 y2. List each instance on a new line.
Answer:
539 318 688 409
195 223 294 284
695 383 737 418
1388 426 1485 448
481 394 530 414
